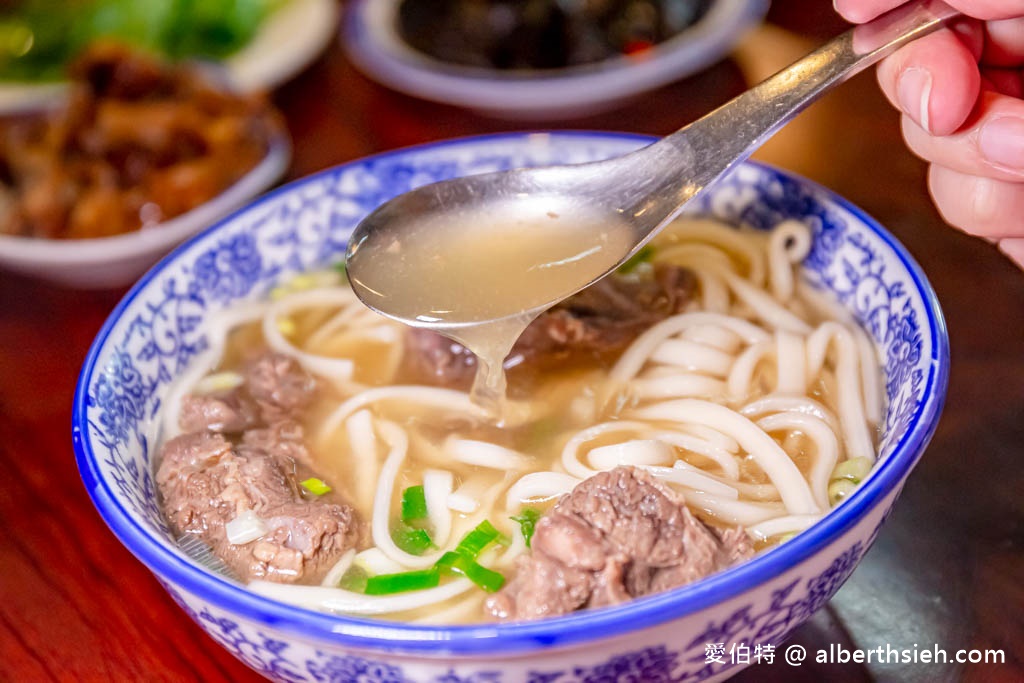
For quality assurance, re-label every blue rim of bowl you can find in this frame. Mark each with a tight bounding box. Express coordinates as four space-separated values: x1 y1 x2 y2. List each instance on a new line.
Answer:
73 131 949 655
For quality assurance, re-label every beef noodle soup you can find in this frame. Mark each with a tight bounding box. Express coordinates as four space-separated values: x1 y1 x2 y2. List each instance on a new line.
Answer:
155 217 881 624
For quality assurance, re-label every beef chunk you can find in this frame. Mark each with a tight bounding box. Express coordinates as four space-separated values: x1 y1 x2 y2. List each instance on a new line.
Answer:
177 352 315 434
245 352 317 423
404 264 696 388
158 351 357 584
179 392 259 434
157 430 360 584
486 466 753 621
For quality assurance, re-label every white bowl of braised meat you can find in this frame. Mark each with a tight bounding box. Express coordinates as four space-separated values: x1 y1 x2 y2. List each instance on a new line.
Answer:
74 132 948 681
343 0 768 118
0 45 289 288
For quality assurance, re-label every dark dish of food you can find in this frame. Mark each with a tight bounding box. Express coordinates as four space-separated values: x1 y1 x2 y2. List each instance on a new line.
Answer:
154 218 882 624
0 44 281 239
397 0 714 70
0 0 276 82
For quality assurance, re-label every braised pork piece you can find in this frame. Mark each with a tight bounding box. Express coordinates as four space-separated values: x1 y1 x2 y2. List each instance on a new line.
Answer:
0 43 281 239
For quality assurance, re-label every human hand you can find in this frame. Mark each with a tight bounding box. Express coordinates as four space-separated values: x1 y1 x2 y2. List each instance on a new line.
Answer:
834 0 1024 268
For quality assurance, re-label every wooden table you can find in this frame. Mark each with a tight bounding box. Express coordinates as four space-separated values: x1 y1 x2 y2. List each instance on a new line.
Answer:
2 4 1021 681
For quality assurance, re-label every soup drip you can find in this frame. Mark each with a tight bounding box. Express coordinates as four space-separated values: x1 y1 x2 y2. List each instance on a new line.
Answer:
347 198 635 418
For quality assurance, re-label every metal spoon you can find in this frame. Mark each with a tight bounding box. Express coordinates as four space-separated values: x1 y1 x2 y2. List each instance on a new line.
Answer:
346 0 959 328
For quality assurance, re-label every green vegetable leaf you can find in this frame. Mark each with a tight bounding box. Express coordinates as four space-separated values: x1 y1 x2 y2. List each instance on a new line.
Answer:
400 485 429 523
511 508 541 548
617 244 656 274
301 477 331 496
364 568 441 595
454 520 500 560
338 566 368 593
392 523 434 556
436 551 506 593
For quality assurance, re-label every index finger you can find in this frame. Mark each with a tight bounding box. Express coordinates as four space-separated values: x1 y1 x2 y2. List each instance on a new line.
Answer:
836 0 1024 23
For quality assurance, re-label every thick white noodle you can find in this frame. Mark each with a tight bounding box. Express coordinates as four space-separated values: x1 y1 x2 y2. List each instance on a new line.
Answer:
444 438 534 471
423 469 454 548
319 386 491 443
610 313 771 388
683 489 788 526
631 373 727 401
650 339 734 377
262 288 359 386
411 594 487 625
670 460 780 501
588 439 675 470
248 578 475 615
505 472 581 509
448 477 489 514
676 424 740 452
320 549 356 587
370 420 443 569
647 430 740 479
304 305 380 349
796 280 882 426
695 270 731 312
354 547 405 575
642 465 739 499
661 218 767 285
727 339 774 399
806 323 875 461
739 394 840 433
748 514 822 541
345 410 379 512
722 271 812 333
560 421 652 479
756 412 839 510
681 325 743 354
774 329 807 394
767 220 812 302
493 526 529 570
630 399 819 514
852 325 883 425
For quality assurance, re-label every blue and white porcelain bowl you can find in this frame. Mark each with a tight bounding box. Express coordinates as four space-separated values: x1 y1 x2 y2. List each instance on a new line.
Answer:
73 132 948 682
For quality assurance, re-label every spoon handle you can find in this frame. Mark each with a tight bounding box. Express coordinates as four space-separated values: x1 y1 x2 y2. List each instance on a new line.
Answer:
640 0 960 211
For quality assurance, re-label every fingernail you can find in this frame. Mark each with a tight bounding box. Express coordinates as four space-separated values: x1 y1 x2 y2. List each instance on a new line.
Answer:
897 68 932 133
979 117 1024 171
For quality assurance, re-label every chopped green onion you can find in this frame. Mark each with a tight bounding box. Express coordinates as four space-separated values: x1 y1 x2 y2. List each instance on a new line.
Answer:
392 523 434 555
511 509 542 548
831 457 874 484
436 552 506 593
338 566 368 593
276 316 297 336
301 477 331 496
617 244 656 274
401 485 429 523
455 520 501 559
828 478 858 506
364 568 441 595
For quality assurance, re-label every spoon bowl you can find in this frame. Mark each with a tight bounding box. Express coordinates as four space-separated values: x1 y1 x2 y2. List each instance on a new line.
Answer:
346 0 959 329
